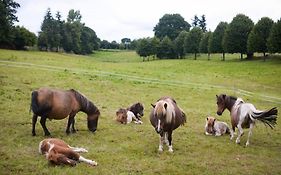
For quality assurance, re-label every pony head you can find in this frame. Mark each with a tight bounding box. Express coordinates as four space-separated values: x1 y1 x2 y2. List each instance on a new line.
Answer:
206 116 216 134
87 108 100 133
129 102 144 117
216 94 227 115
151 101 169 134
116 108 127 124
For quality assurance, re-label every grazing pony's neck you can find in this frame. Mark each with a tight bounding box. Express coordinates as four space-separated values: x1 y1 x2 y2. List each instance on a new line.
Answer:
225 96 238 111
70 89 99 115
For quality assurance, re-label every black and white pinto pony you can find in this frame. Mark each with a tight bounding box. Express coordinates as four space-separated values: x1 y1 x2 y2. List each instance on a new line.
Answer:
216 94 278 146
150 97 186 152
115 102 144 124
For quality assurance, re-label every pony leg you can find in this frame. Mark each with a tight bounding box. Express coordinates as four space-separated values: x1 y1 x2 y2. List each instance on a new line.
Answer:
229 129 234 140
66 114 76 134
32 114 38 136
40 116 50 136
236 124 244 144
79 156 97 166
246 123 254 147
69 146 88 153
158 133 164 152
167 131 173 153
164 132 169 145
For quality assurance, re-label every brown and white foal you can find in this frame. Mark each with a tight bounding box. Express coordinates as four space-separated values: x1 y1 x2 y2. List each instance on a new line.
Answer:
39 138 97 166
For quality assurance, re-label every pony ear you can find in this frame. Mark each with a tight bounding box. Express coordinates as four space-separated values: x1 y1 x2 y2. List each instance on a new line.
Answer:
206 117 209 121
151 104 155 108
216 95 218 98
222 94 226 99
164 103 167 109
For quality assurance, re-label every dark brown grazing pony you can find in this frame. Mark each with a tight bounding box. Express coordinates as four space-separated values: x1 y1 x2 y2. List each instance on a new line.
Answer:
216 94 277 146
127 102 144 121
150 97 186 152
31 88 100 136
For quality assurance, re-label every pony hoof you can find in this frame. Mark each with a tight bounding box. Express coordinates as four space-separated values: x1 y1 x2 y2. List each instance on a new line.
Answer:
245 142 250 147
168 149 174 153
32 133 36 136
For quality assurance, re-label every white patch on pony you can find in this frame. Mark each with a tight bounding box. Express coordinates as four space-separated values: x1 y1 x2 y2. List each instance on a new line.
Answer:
79 156 97 166
157 119 161 133
126 111 134 124
70 146 88 153
168 145 173 153
38 140 44 154
165 99 175 124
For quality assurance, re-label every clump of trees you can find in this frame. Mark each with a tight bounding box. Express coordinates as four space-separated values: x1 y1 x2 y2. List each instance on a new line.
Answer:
38 8 100 54
0 0 37 49
136 13 281 61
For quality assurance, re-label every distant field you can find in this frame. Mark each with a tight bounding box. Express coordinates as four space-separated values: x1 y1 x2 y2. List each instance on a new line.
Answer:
0 49 280 175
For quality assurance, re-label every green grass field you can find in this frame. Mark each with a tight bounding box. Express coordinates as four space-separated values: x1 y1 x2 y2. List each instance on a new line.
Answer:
0 49 280 175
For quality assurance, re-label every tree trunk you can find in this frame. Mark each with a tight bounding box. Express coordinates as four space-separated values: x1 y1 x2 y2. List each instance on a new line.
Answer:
143 57 145 62
240 53 243 60
208 53 210 60
222 52 225 61
263 52 266 62
194 53 197 60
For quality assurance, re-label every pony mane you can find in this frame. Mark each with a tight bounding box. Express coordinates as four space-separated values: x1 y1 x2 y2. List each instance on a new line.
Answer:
155 99 175 124
70 89 99 115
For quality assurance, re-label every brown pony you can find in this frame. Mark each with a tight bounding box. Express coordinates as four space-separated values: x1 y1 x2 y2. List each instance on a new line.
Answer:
150 97 186 152
39 138 97 166
31 88 100 136
216 94 277 146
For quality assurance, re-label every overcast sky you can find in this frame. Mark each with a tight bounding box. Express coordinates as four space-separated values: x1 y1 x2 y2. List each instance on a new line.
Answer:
15 0 281 42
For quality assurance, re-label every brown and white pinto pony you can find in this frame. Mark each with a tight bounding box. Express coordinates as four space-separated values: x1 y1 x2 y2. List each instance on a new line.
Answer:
216 94 278 146
31 87 100 136
39 138 97 166
150 97 186 152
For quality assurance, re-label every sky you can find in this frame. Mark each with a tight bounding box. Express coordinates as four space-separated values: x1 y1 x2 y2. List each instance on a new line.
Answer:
15 0 281 42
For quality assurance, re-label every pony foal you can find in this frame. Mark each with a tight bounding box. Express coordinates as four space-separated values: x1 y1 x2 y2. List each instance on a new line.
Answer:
115 102 144 124
39 138 97 166
205 116 231 136
150 97 186 152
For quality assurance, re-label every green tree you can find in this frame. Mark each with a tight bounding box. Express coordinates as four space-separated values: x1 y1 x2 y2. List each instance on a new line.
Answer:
199 31 212 59
199 15 207 32
13 26 37 50
0 0 20 47
209 22 228 60
150 37 160 58
154 14 191 40
267 19 281 53
121 38 131 49
100 40 110 49
184 27 203 60
192 15 199 27
247 17 274 58
80 26 99 54
174 30 188 58
223 14 254 59
157 36 175 59
136 38 151 61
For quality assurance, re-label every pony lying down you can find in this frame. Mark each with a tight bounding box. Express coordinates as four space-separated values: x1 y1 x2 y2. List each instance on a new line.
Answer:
39 138 97 167
116 102 144 124
205 116 232 136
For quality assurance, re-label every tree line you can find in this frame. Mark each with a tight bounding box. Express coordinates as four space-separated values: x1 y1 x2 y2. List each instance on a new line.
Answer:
136 14 281 61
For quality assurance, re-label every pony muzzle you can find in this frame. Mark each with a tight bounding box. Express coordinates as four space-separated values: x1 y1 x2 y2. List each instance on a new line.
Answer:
217 111 222 116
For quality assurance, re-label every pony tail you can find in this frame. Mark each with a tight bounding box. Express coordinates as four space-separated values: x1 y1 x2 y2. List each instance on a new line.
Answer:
31 91 39 114
252 107 278 129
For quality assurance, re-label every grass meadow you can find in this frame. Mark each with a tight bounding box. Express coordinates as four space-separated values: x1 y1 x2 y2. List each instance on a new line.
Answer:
0 49 280 174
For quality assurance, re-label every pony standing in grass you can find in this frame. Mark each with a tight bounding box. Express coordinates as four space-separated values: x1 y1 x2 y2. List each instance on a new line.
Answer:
31 88 100 136
216 94 278 146
150 97 186 152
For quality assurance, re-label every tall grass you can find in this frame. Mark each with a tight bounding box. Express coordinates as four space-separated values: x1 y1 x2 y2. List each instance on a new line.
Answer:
0 49 280 174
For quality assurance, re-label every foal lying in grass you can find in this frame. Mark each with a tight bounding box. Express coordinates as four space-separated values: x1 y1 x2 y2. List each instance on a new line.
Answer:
205 116 231 136
39 138 97 167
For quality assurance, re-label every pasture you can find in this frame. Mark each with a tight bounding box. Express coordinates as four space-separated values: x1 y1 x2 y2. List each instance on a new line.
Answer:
0 49 280 174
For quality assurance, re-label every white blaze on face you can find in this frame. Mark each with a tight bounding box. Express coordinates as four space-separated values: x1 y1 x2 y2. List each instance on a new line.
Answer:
157 119 161 132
